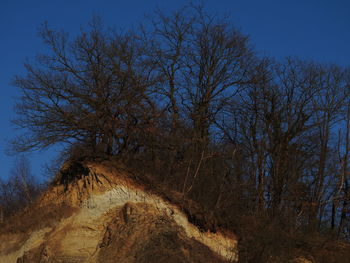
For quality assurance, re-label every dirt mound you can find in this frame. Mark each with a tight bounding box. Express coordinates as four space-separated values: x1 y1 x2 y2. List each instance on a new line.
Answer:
0 161 238 262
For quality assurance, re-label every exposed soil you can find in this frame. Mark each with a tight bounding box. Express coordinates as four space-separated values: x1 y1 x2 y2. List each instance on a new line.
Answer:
0 161 238 263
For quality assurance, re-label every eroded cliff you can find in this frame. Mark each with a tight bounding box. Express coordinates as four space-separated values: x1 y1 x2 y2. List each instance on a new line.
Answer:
0 162 238 263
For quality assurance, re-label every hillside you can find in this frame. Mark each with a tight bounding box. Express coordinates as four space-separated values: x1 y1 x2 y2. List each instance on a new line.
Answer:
0 161 237 262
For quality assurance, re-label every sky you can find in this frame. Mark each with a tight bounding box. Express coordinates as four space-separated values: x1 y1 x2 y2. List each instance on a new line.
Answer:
0 0 349 181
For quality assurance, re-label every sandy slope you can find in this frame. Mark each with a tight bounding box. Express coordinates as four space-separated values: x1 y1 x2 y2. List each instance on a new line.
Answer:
0 162 238 263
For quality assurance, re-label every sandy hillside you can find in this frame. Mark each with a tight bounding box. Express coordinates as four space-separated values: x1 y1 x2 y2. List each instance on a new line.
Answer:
0 161 238 263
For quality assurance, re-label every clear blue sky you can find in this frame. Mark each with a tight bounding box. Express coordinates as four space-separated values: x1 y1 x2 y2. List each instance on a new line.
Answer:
1 0 349 180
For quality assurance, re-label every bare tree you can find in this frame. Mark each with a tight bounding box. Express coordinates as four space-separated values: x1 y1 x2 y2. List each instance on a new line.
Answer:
10 156 35 205
181 7 255 149
12 19 156 157
0 156 42 221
